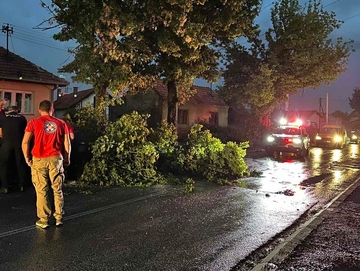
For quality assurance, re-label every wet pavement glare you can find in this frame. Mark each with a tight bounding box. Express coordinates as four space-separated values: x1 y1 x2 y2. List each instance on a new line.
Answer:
244 143 360 206
1 144 360 271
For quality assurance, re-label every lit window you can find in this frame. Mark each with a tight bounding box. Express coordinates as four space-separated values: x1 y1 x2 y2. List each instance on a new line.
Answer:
24 93 34 113
0 90 34 114
178 109 189 125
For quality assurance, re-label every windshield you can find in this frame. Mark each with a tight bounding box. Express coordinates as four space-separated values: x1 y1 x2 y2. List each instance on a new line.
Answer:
274 127 301 135
320 127 341 134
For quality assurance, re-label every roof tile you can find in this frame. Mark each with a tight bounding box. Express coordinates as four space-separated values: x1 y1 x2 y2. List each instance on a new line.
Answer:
154 82 227 106
54 88 94 109
0 46 69 86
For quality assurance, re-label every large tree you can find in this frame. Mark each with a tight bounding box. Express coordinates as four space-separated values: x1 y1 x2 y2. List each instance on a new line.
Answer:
349 87 360 113
219 0 353 117
41 0 261 124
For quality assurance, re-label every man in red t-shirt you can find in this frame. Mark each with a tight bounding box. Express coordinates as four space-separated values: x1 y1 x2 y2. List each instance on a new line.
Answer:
22 100 71 229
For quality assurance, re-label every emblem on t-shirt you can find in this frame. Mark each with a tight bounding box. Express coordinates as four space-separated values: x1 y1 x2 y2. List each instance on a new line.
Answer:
44 121 57 134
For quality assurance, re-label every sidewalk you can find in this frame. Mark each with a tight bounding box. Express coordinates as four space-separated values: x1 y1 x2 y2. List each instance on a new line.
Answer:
252 178 360 271
276 184 360 271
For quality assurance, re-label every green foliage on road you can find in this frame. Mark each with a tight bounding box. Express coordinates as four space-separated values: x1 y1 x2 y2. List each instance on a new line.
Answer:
77 109 249 187
81 112 159 187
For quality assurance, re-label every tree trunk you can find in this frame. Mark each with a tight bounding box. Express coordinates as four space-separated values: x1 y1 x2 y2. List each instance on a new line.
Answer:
95 85 107 117
167 80 178 125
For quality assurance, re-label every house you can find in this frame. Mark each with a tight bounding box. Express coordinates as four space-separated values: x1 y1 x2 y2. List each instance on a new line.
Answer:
348 110 359 123
348 110 360 130
53 87 95 118
53 87 116 119
0 46 69 120
284 110 325 129
111 81 229 136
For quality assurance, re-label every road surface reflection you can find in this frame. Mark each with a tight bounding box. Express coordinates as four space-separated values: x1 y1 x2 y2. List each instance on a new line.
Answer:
244 144 360 203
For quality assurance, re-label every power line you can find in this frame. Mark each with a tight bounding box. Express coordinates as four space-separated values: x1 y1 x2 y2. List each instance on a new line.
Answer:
328 98 349 102
324 0 343 8
14 32 70 50
0 21 54 39
0 22 74 53
0 32 69 52
15 29 60 44
342 13 360 22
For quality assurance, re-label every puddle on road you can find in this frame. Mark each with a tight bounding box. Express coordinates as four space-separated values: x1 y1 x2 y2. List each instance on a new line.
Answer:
242 146 360 204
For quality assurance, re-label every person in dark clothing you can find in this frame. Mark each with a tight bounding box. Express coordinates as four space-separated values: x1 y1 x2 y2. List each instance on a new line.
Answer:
0 105 28 193
0 98 5 116
0 98 6 146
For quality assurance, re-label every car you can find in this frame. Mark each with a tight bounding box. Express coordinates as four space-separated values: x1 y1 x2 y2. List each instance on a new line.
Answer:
314 124 347 148
264 124 311 158
349 130 360 144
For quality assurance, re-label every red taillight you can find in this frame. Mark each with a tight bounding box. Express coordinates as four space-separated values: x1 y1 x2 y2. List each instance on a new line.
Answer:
285 138 293 143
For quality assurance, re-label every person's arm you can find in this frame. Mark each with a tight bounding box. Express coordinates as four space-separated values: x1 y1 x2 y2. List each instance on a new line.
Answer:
63 133 71 167
0 128 2 138
22 131 34 167
66 121 75 141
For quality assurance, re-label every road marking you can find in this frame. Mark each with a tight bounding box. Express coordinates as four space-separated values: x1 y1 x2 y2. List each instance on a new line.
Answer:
0 192 161 239
250 175 360 271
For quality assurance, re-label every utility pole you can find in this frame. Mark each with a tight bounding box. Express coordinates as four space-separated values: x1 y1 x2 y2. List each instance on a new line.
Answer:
319 98 324 113
318 97 324 129
1 23 14 54
326 93 329 124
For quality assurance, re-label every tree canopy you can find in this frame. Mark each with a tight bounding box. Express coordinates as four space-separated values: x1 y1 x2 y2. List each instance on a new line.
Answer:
349 87 360 112
219 0 353 117
41 0 262 124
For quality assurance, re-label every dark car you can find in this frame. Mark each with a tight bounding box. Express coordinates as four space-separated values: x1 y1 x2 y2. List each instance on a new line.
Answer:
349 130 360 144
264 125 311 158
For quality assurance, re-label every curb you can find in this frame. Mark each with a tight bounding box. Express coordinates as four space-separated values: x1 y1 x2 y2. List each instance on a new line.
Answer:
250 175 360 271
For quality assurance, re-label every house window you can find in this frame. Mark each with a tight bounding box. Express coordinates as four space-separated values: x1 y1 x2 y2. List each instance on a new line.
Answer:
209 112 219 125
178 109 189 125
0 91 34 114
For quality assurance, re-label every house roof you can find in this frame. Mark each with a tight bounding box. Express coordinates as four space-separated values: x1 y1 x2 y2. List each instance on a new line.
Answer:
348 110 359 118
54 88 94 110
0 46 69 86
153 82 227 107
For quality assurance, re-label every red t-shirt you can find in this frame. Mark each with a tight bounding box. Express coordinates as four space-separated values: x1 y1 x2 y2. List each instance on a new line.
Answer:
65 121 74 134
25 115 69 158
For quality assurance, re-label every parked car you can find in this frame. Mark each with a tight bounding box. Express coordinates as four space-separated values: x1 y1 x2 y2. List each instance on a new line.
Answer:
264 124 311 158
349 130 360 144
314 124 347 149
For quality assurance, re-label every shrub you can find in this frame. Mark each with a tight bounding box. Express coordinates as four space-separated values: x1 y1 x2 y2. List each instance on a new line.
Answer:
73 106 108 146
177 124 249 184
79 112 160 187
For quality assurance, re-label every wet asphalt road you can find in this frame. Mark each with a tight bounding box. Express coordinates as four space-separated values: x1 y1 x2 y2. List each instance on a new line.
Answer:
0 144 359 271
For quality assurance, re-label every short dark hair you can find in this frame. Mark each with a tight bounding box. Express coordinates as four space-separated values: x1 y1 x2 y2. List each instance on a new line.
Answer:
39 100 53 113
9 105 19 111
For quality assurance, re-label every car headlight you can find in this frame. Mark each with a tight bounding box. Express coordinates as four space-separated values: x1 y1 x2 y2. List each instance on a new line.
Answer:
316 135 322 140
293 138 302 144
352 135 357 139
267 135 275 142
334 135 342 142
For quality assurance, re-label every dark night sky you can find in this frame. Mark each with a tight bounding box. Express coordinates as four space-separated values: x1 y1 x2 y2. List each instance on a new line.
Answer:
1 0 359 113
